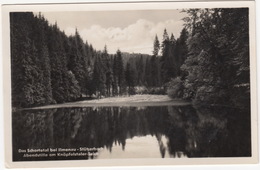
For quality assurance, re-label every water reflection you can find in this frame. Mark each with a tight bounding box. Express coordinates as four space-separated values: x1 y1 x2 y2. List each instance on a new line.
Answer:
12 105 251 161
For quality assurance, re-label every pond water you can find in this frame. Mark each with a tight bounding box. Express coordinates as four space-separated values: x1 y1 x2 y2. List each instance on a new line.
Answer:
12 105 251 161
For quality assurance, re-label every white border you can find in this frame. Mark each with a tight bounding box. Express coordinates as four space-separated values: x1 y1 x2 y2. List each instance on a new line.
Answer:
1 0 258 169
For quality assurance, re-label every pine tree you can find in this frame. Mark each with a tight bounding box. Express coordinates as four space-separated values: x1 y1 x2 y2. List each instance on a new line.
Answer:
150 55 159 87
135 55 145 86
116 50 125 95
178 28 189 67
112 55 119 96
33 14 53 104
125 62 135 95
160 29 177 84
102 45 113 97
153 34 160 56
48 25 65 103
92 54 105 98
145 57 152 87
68 29 88 96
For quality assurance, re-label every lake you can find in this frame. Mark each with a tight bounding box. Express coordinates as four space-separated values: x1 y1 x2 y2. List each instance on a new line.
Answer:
12 105 251 161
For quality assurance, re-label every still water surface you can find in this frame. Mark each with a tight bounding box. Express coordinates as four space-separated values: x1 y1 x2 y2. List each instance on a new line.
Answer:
12 105 251 161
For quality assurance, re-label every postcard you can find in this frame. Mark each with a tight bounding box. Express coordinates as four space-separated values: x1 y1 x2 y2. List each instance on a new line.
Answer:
1 0 258 168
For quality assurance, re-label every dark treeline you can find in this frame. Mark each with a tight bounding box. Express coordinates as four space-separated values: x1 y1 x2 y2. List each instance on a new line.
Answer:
11 12 97 108
10 12 187 108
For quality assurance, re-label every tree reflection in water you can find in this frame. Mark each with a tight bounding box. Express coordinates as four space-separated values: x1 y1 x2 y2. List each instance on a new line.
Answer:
12 105 251 161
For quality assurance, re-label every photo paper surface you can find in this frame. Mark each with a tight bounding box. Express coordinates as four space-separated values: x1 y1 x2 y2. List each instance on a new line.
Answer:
2 0 258 168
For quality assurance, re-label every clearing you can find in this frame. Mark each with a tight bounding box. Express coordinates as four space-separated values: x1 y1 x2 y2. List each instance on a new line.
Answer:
24 94 190 110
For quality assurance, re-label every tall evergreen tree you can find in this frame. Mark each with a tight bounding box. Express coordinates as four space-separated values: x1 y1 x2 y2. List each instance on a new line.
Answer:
33 14 53 104
125 62 136 95
112 55 119 96
150 56 159 87
102 45 113 96
135 55 145 86
145 57 152 87
116 50 125 95
48 24 70 103
68 29 88 96
153 34 160 56
160 29 177 84
92 54 106 98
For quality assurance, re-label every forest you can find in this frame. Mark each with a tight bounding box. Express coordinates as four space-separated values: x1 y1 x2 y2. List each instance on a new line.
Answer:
10 8 250 109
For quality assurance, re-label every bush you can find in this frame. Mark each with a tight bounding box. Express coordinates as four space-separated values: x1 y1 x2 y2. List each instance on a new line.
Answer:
134 86 165 95
193 86 228 105
128 87 136 95
166 77 184 99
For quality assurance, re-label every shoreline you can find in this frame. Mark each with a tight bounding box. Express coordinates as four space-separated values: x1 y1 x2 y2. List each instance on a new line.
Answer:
18 95 191 110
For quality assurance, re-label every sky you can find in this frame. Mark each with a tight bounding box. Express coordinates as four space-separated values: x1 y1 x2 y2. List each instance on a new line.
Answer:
42 10 187 55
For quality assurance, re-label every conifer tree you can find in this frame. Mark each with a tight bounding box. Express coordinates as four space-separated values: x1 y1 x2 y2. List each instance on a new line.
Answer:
125 62 136 95
160 29 177 84
145 57 152 87
153 35 160 56
116 50 125 94
112 55 119 96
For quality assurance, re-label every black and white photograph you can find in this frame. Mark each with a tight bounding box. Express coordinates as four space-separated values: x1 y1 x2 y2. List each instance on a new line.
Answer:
1 0 258 168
